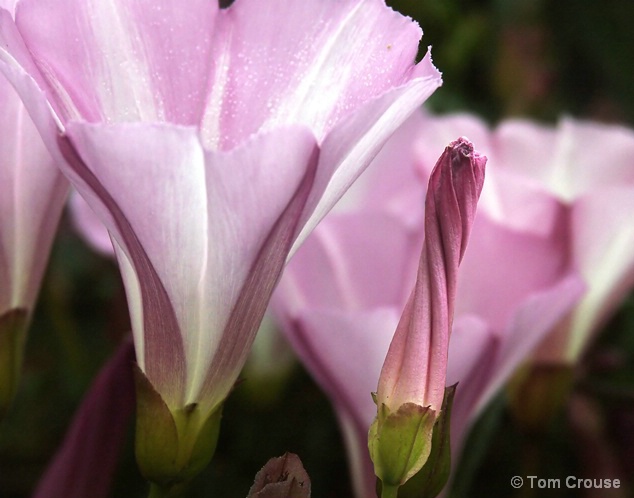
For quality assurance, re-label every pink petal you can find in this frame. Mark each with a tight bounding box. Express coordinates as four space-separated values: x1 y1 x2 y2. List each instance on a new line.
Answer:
277 211 421 314
496 118 634 202
563 188 634 361
7 0 439 149
446 316 496 389
63 122 319 408
0 8 54 112
414 112 494 177
62 122 207 406
0 69 67 312
447 276 583 458
477 273 585 412
0 0 16 14
196 129 319 410
445 315 497 455
69 191 113 256
493 119 558 191
456 208 572 331
413 112 564 237
14 0 217 124
292 52 441 251
283 307 400 433
336 410 377 498
337 109 429 224
202 0 433 149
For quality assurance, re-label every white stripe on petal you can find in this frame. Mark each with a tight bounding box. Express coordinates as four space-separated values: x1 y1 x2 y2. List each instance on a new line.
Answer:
86 0 165 122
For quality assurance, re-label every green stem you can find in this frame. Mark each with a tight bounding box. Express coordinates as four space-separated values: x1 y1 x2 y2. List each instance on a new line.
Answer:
381 483 400 498
148 483 166 498
147 482 187 498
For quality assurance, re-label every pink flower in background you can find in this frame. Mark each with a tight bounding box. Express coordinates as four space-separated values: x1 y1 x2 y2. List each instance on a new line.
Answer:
0 0 440 424
272 110 584 497
0 0 66 317
412 112 634 366
0 59 66 320
0 0 67 412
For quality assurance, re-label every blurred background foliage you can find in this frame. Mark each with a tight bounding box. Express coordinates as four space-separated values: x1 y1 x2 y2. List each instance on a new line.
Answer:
2 0 634 497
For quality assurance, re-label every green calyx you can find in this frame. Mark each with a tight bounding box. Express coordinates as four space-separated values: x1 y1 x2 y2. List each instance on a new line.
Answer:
368 401 437 489
0 308 29 420
134 366 223 492
398 385 456 498
371 386 457 498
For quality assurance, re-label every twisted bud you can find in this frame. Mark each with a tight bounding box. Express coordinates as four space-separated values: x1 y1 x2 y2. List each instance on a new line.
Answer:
369 138 486 495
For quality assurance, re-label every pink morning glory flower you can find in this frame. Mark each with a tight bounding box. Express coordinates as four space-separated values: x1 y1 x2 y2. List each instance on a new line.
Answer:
412 112 634 366
272 110 584 497
0 0 441 480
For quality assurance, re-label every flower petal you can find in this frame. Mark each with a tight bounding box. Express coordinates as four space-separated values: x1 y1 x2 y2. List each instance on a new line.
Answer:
377 138 485 412
0 7 54 109
201 0 431 149
286 307 400 432
0 65 67 311
277 211 421 314
413 112 565 237
478 273 585 411
335 109 428 224
197 128 319 409
14 0 218 124
496 118 634 202
445 315 497 454
69 191 113 256
62 122 320 409
336 409 377 498
61 122 208 406
565 188 634 361
291 52 441 253
456 208 572 331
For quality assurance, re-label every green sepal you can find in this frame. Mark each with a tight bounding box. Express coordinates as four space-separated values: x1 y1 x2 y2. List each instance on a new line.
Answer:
369 401 437 488
134 366 223 489
398 385 456 498
183 401 223 481
0 308 28 420
134 366 180 483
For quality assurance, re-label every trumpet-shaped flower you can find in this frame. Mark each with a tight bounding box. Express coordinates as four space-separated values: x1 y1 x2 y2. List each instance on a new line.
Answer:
0 0 67 413
272 110 584 497
412 112 634 366
0 0 441 483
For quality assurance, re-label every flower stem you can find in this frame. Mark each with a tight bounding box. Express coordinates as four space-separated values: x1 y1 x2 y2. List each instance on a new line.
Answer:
381 483 400 498
147 482 187 498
